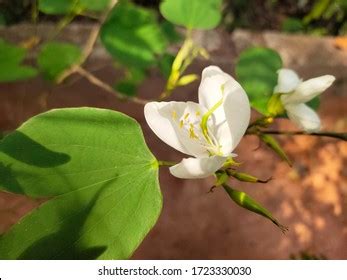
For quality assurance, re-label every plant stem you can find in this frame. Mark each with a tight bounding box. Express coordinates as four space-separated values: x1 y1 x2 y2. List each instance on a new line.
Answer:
56 0 119 84
75 67 150 105
158 160 176 167
248 130 347 141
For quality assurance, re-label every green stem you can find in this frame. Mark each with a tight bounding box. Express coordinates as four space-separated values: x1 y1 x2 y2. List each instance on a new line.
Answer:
158 160 176 167
251 130 347 141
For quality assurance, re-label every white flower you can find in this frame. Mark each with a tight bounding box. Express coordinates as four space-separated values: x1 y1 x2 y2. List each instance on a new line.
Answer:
144 66 250 179
274 68 335 132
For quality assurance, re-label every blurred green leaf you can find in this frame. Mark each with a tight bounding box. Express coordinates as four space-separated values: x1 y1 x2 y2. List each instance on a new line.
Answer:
281 17 304 33
158 53 175 79
303 0 331 24
39 0 110 15
223 184 287 232
115 67 146 97
236 47 283 115
160 0 223 30
161 21 182 43
0 39 37 82
259 134 292 166
0 108 162 259
100 2 167 69
37 42 82 81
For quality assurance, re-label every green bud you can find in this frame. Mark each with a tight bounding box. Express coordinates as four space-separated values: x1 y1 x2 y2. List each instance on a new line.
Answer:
177 74 199 86
223 184 288 233
227 169 271 183
260 134 292 167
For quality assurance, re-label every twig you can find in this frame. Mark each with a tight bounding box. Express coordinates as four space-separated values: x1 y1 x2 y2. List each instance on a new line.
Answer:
75 67 150 105
56 0 119 84
247 130 347 141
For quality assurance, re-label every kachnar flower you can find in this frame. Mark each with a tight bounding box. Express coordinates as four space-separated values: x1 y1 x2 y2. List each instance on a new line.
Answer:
144 66 250 179
274 68 335 132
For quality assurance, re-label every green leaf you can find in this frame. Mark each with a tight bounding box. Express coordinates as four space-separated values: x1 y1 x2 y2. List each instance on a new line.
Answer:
0 108 162 259
158 53 175 79
281 17 304 33
100 2 167 69
223 184 287 232
115 67 146 97
39 0 110 15
37 42 82 81
160 0 223 30
0 39 37 82
236 47 283 115
259 134 292 166
307 96 320 111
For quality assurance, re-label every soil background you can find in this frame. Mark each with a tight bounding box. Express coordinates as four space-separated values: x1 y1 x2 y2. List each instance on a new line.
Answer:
0 26 346 259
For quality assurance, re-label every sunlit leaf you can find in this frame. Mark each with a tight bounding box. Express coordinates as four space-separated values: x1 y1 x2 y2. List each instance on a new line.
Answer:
0 39 37 82
236 47 283 115
0 108 162 259
160 0 223 30
37 42 82 81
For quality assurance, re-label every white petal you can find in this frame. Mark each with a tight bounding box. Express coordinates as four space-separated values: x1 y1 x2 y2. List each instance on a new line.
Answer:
221 79 251 153
274 68 301 94
198 65 232 110
282 75 335 104
169 156 226 179
144 101 209 157
198 66 250 154
285 103 321 132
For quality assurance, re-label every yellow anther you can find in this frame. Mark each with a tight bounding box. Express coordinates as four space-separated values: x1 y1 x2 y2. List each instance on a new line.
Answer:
172 110 177 120
184 113 190 120
189 124 199 139
179 120 184 128
195 111 201 116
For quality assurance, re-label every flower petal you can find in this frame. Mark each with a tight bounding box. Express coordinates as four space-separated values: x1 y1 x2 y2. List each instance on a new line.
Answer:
169 156 226 179
198 66 250 155
274 68 301 94
198 65 232 110
221 79 251 153
282 75 335 104
144 101 209 157
285 103 321 132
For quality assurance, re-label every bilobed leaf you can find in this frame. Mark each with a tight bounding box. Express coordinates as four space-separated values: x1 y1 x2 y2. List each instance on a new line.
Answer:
100 2 167 68
0 39 37 82
223 184 287 232
160 0 223 30
236 47 283 115
37 42 82 81
0 108 162 260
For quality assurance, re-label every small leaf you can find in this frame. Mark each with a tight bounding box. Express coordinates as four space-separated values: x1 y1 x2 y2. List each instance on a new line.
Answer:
236 47 283 115
259 134 292 166
100 2 167 69
223 184 287 232
0 108 162 259
160 0 223 30
37 42 82 81
0 39 37 82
